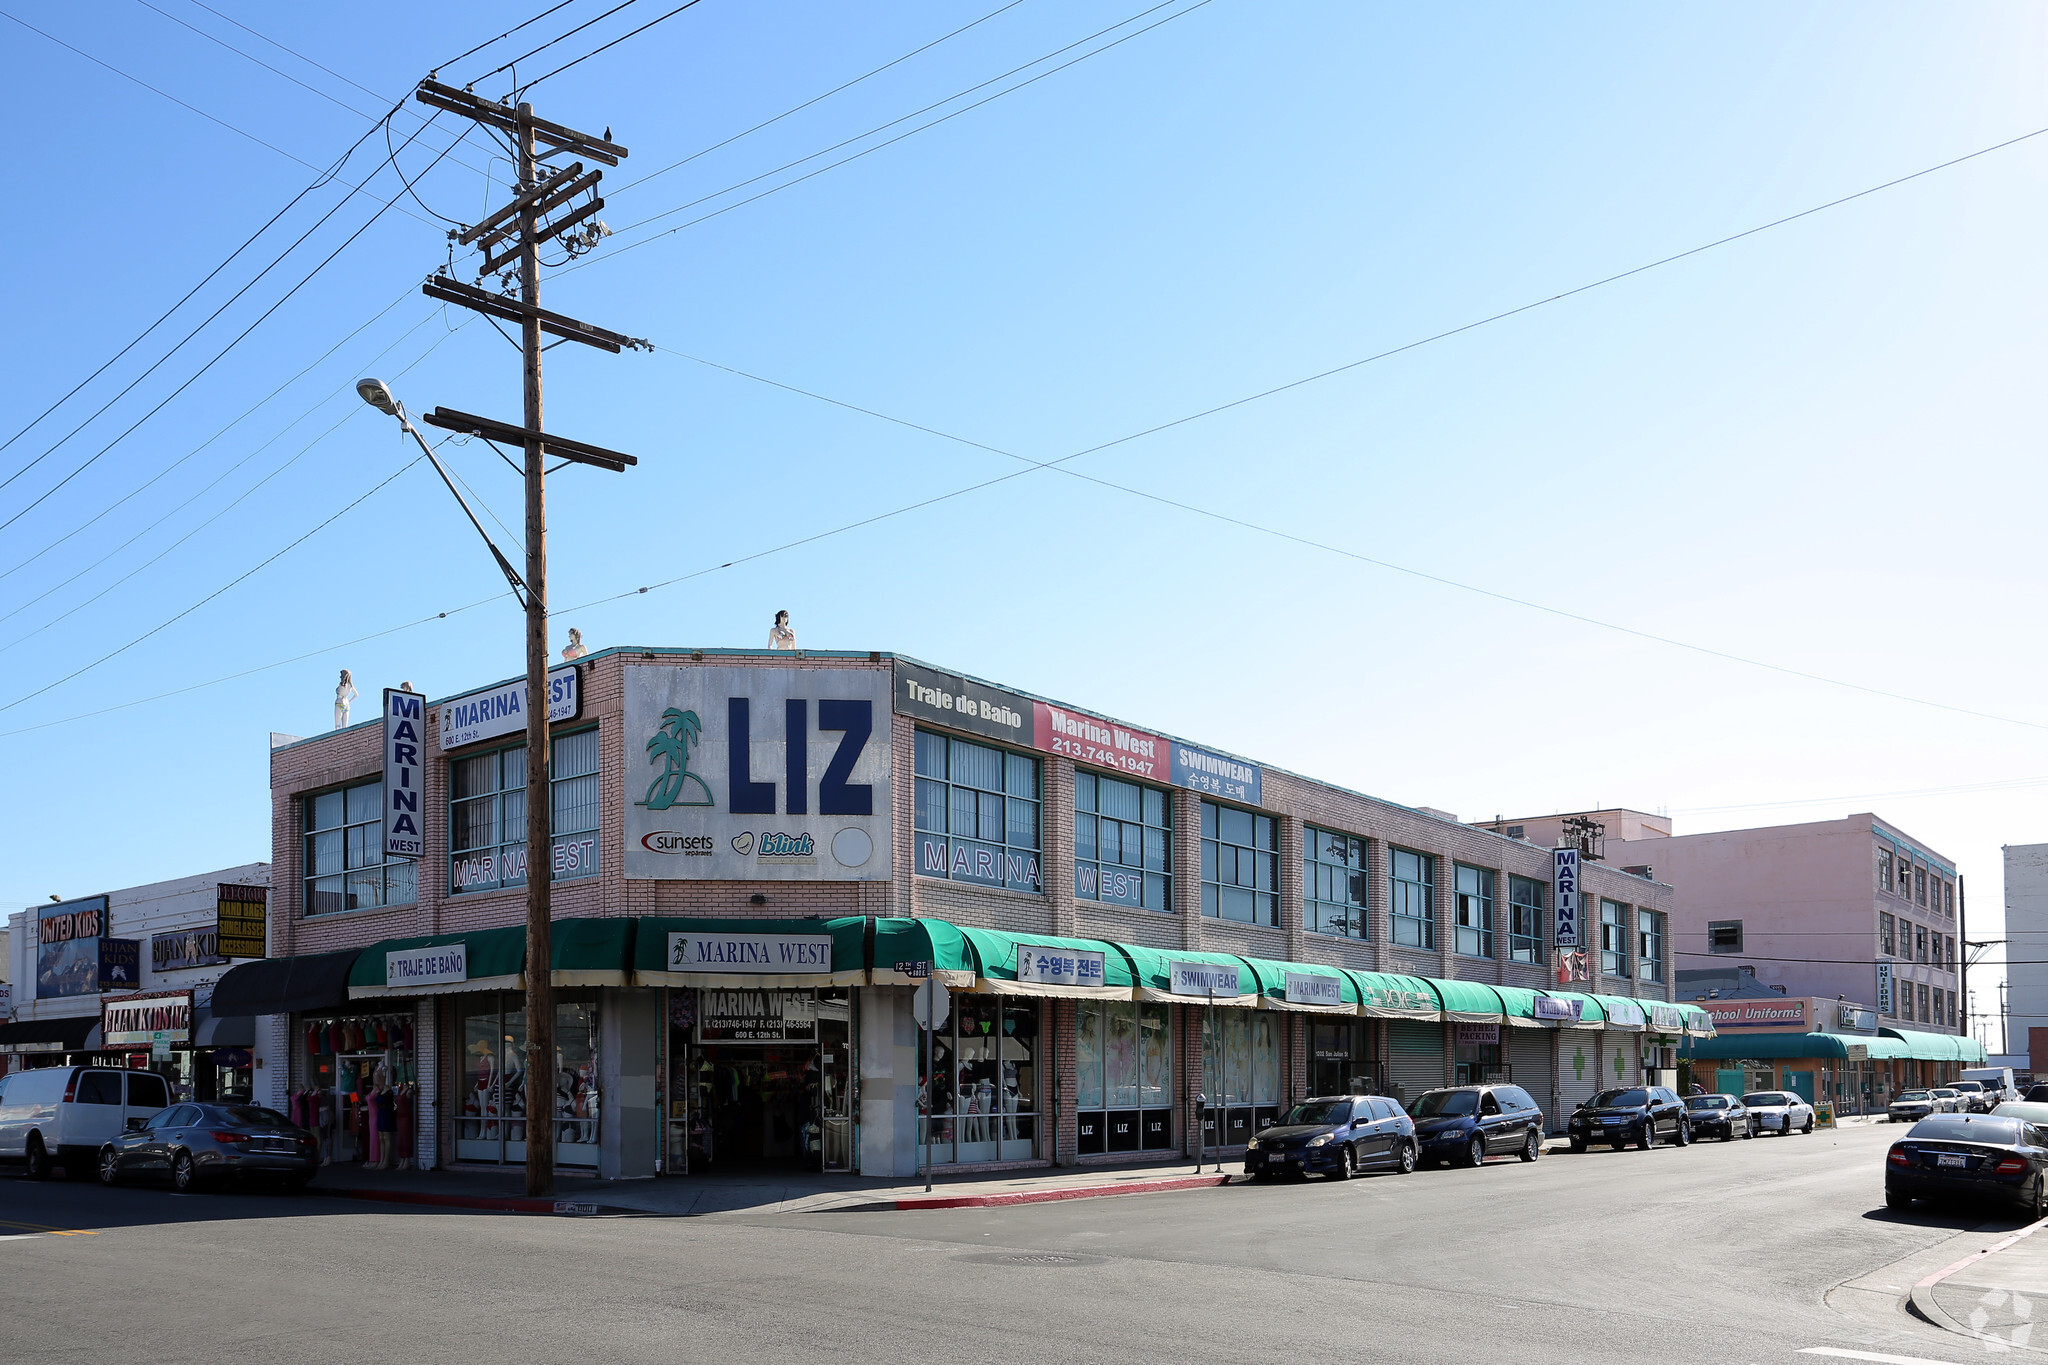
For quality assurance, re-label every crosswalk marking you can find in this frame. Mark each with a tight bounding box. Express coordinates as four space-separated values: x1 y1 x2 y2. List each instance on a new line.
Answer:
1797 1347 1968 1364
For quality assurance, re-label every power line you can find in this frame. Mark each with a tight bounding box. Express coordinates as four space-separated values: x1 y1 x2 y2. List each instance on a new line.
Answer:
436 0 584 73
478 0 642 84
519 0 705 91
614 0 1027 196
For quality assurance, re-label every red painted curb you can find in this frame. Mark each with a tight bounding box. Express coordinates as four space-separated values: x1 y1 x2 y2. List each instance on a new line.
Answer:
894 1174 1231 1210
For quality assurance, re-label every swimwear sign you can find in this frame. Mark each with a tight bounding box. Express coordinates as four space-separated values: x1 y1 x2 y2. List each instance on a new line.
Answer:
667 932 833 974
1169 961 1243 997
386 943 468 989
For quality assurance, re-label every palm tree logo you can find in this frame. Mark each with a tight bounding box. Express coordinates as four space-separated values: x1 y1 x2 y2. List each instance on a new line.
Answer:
639 707 715 810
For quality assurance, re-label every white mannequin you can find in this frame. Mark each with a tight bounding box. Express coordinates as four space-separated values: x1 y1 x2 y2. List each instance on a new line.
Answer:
768 610 796 650
561 627 587 661
333 669 357 728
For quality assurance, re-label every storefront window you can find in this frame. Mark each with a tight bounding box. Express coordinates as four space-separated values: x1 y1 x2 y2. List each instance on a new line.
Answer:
299 1011 418 1167
1075 1000 1173 1153
1201 802 1278 925
1601 900 1630 978
455 993 599 1168
1453 865 1493 959
1304 828 1367 938
303 780 416 915
919 995 1038 1164
1074 772 1171 911
1390 849 1435 949
1200 1008 1279 1149
913 731 1042 892
1310 1020 1377 1096
449 728 601 894
1454 1039 1502 1085
1508 875 1544 963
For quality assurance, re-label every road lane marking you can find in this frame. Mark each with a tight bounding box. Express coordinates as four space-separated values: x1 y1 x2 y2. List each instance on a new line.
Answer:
1798 1348 1970 1363
0 1219 98 1236
0 1234 41 1242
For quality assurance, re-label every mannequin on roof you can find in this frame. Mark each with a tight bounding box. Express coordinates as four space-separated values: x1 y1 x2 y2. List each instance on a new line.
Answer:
768 610 796 650
334 669 357 728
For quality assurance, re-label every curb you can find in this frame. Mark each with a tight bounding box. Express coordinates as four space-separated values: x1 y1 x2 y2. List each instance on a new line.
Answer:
1906 1213 2048 1354
308 1186 613 1216
886 1172 1234 1211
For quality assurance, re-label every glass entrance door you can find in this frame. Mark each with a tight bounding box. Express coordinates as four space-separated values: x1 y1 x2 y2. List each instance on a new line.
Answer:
819 996 852 1172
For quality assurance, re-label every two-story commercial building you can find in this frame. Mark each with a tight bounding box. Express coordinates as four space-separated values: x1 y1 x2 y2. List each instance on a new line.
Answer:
215 648 1700 1179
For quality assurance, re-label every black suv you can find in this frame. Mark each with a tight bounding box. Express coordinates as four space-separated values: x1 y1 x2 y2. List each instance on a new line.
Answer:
1407 1084 1546 1168
1568 1086 1691 1151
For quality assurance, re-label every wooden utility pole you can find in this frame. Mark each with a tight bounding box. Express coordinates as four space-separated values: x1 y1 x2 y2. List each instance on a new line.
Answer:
411 79 645 1197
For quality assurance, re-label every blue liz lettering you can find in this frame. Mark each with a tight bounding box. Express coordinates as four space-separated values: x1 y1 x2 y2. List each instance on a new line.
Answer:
727 697 776 814
785 698 808 815
816 699 872 815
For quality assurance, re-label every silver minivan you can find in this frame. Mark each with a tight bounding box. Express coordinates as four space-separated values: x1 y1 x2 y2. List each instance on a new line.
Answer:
0 1067 172 1179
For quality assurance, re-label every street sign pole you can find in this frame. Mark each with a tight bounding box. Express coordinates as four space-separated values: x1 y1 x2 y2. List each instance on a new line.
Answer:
1207 985 1217 1174
924 971 934 1194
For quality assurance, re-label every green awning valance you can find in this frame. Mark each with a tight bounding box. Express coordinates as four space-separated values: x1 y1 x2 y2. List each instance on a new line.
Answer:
635 916 869 988
1682 1031 1870 1061
1120 946 1260 1007
1592 994 1646 1031
1543 991 1606 1030
1429 978 1505 1024
1493 985 1549 1029
1235 957 1357 1014
956 927 1133 998
1675 1002 1717 1037
347 925 526 999
1880 1027 1971 1062
1346 970 1440 1019
551 917 636 987
870 918 977 988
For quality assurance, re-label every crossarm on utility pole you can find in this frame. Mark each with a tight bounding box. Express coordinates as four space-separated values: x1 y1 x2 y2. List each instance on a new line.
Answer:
395 412 529 607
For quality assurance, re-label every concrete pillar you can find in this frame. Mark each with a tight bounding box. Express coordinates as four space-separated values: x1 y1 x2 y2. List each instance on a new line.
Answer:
599 987 657 1179
414 999 440 1170
1046 759 1076 936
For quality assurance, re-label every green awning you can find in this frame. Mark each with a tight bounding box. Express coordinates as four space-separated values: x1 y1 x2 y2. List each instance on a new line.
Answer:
1235 957 1358 1015
956 927 1133 999
1428 978 1505 1024
635 916 869 988
1543 991 1606 1030
1682 1031 1872 1061
1494 985 1549 1030
1120 946 1259 1007
551 917 635 987
1592 994 1646 1031
870 918 977 988
1643 1001 1688 1037
1345 970 1440 1019
1675 1002 1717 1037
1880 1027 1971 1062
348 925 526 999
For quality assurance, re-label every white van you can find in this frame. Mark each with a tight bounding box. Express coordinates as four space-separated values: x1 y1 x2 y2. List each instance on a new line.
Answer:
1960 1067 2019 1103
0 1067 172 1180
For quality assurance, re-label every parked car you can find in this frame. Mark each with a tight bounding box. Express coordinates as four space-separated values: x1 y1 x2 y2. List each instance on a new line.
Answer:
0 1066 171 1180
1743 1091 1814 1135
1406 1084 1545 1167
1244 1095 1416 1180
1889 1090 1940 1124
99 1102 317 1193
2024 1084 2048 1103
1929 1088 1966 1114
1568 1086 1691 1151
1886 1114 2048 1220
1947 1081 1994 1114
1993 1101 2048 1126
1961 1067 2020 1104
1683 1092 1753 1141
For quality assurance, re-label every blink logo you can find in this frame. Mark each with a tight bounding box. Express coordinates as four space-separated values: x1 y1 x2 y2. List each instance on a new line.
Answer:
754 832 815 859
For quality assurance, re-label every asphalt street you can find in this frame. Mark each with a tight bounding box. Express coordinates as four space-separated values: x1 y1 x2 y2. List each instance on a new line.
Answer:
0 1122 2033 1364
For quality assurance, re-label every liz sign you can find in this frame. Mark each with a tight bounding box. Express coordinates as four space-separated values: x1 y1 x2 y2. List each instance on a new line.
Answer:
625 666 893 881
1552 848 1581 948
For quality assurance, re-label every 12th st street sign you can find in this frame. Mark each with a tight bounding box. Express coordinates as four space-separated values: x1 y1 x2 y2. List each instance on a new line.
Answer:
1553 847 1581 948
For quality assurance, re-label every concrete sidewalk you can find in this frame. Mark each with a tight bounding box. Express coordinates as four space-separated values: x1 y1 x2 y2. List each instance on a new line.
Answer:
1910 1213 2048 1353
303 1158 1238 1217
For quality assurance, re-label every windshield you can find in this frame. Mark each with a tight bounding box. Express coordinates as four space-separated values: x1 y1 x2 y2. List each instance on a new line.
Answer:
1686 1095 1729 1109
1278 1100 1353 1127
219 1106 294 1129
1931 1090 1957 1097
1410 1090 1479 1118
1897 1091 1930 1101
1743 1093 1788 1107
1952 1082 1983 1092
1909 1116 2019 1144
1590 1089 1648 1108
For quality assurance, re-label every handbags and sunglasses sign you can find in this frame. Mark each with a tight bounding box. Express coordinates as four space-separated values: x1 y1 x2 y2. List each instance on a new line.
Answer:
667 932 833 974
103 990 193 1047
625 665 894 882
695 988 820 1043
892 661 1261 804
152 927 226 973
216 884 268 960
440 665 581 749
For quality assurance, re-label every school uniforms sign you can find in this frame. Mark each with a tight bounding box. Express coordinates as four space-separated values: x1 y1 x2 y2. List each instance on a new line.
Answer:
624 665 893 881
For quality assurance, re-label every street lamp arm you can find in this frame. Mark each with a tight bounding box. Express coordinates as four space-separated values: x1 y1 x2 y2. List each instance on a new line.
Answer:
393 405 531 609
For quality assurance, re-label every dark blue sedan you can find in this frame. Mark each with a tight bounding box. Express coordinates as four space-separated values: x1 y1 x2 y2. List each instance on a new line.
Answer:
99 1101 318 1193
1244 1095 1417 1180
1886 1114 2048 1220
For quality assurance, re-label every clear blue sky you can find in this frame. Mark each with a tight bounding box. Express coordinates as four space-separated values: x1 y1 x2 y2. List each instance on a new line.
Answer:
1 2 2043 1040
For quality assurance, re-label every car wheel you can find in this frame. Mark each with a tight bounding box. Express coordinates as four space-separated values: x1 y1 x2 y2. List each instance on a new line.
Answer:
1568 1138 1587 1153
1802 1116 1814 1134
1886 1188 1913 1211
1331 1146 1354 1181
1465 1136 1486 1168
171 1151 199 1194
1636 1122 1653 1151
1745 1120 1757 1139
98 1147 121 1187
1520 1130 1540 1163
24 1136 50 1181
1674 1120 1691 1147
1394 1140 1417 1175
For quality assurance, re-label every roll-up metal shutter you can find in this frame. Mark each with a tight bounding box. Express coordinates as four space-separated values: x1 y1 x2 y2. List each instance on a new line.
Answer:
1509 1029 1557 1131
1557 1032 1600 1121
1387 1020 1445 1110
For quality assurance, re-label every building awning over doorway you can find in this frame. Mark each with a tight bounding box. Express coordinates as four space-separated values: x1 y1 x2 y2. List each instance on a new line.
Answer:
210 948 361 1017
636 916 870 988
0 1015 97 1052
192 1009 255 1048
1880 1027 1984 1062
1591 994 1647 1031
550 917 636 987
348 925 526 999
1429 978 1506 1024
1344 970 1440 1019
1119 946 1260 1007
1682 1031 1878 1061
1492 985 1549 1029
955 927 1134 999
869 918 976 989
1675 1002 1717 1037
1236 957 1356 1014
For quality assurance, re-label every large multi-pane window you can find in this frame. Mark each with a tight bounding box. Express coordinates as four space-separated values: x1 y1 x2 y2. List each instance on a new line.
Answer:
1879 912 1896 957
913 731 1041 892
1945 935 1955 971
1877 846 1894 894
1600 899 1630 978
1508 875 1544 963
1389 849 1435 949
1305 829 1368 938
1915 924 1929 964
1638 908 1666 983
449 728 601 894
1915 865 1927 907
919 996 1039 1164
455 992 599 1168
1947 989 1958 1029
1201 1008 1281 1149
1452 865 1494 959
304 779 416 915
1074 771 1171 911
1075 1000 1173 1153
1918 983 1931 1021
1202 802 1278 926
1944 880 1954 918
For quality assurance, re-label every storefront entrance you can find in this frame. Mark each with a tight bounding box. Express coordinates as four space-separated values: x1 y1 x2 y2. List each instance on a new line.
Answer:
666 987 852 1174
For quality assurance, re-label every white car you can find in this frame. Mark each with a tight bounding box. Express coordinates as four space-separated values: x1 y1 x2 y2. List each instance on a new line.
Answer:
1741 1090 1814 1135
1928 1087 1965 1114
0 1066 172 1180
